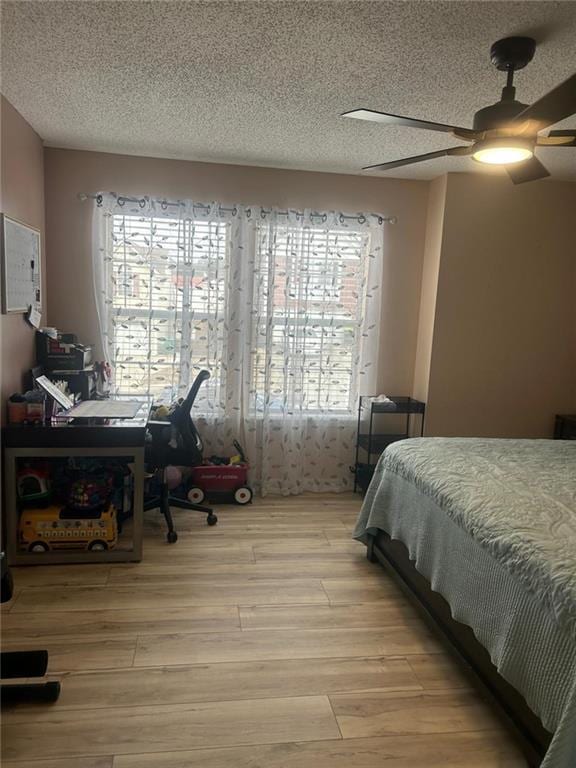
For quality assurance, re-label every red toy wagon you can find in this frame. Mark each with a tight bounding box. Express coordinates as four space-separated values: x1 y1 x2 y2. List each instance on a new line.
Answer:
187 463 253 505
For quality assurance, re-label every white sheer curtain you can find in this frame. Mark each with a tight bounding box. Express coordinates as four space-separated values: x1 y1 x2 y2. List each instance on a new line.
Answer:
93 193 384 495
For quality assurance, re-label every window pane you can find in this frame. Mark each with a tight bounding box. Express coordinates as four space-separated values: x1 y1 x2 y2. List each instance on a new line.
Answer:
251 225 370 413
110 214 228 404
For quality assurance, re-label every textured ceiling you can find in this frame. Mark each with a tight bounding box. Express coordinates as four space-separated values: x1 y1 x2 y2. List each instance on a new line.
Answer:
1 0 576 181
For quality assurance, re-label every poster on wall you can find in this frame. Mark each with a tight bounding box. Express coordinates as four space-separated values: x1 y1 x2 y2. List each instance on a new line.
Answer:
0 213 42 313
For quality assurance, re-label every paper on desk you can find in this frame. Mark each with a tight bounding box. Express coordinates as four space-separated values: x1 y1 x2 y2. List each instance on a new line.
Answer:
69 400 142 419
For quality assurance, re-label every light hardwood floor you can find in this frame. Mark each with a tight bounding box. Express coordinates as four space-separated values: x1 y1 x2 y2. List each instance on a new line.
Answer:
1 493 527 766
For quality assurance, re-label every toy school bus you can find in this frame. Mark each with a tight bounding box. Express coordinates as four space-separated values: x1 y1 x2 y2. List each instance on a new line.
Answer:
19 505 118 553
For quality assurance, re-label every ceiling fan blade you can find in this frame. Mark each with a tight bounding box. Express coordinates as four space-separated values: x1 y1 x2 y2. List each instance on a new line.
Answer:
363 145 472 172
506 156 550 185
343 109 478 139
511 73 576 133
537 130 576 147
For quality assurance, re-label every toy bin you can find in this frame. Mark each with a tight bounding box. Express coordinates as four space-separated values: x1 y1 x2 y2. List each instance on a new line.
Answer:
188 464 252 505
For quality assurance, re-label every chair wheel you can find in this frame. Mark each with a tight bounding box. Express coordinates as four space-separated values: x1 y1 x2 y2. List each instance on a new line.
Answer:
207 514 218 526
167 531 178 543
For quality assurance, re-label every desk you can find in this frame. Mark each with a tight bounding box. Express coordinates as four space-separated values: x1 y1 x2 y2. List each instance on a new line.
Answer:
3 409 148 565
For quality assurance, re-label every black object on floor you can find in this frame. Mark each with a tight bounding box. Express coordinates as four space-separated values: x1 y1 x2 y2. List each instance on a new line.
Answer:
1 553 61 705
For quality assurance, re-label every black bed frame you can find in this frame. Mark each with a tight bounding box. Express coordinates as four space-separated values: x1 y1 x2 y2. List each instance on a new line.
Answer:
367 531 552 767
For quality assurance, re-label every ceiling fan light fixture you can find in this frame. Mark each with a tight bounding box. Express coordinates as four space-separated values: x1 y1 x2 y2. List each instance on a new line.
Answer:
472 138 533 165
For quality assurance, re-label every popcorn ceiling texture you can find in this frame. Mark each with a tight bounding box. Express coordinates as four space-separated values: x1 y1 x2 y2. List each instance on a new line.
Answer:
1 0 575 180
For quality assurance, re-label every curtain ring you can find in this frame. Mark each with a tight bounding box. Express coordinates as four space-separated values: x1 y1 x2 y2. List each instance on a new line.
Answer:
118 198 125 207
161 200 168 211
339 214 345 224
139 198 146 209
322 213 327 223
232 206 238 217
96 194 103 207
358 214 366 224
261 209 267 219
246 208 251 218
378 216 383 225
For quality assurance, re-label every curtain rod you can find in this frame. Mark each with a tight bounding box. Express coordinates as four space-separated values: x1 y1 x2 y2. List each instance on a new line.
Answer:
77 193 397 225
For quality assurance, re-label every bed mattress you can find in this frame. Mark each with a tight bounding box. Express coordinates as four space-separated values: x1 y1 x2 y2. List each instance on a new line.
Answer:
353 438 576 768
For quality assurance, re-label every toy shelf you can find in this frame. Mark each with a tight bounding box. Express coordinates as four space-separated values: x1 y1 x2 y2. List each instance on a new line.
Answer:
2 444 144 566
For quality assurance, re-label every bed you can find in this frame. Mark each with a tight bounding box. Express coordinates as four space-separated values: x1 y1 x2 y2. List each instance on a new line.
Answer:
353 438 576 768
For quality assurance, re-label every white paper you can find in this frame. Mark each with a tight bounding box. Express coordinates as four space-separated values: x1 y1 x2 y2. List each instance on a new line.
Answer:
27 305 42 329
35 374 75 409
68 400 142 419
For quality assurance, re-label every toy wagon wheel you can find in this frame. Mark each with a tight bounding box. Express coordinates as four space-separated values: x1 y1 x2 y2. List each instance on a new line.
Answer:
234 486 253 505
187 486 205 504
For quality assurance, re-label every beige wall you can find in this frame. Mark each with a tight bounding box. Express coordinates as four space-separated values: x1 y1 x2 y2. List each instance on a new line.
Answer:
44 148 429 394
412 175 446 406
0 96 46 405
424 173 576 438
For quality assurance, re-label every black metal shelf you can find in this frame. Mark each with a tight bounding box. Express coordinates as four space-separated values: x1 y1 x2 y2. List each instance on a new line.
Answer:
353 395 425 494
359 396 425 414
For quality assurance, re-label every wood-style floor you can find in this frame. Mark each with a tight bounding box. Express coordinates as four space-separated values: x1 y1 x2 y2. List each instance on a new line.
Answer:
1 493 527 767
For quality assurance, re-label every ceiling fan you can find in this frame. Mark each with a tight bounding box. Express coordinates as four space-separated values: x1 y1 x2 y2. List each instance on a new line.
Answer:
343 37 576 184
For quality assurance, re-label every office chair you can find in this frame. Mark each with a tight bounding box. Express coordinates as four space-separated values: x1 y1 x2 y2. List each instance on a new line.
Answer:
1 553 61 704
144 369 217 543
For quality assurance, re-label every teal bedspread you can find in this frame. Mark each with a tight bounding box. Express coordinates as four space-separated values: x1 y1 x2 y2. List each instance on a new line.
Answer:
353 438 576 768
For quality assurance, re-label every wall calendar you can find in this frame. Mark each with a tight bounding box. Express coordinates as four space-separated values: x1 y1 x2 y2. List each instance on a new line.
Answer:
1 213 42 313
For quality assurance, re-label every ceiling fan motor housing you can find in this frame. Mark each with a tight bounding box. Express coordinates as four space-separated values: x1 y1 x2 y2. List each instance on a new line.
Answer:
473 99 529 131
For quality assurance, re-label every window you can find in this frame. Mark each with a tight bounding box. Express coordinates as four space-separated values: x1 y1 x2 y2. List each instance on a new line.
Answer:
110 213 228 404
251 224 371 413
105 208 374 415
98 194 382 494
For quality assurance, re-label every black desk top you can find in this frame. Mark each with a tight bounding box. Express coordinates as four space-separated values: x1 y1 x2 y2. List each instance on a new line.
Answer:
3 408 150 449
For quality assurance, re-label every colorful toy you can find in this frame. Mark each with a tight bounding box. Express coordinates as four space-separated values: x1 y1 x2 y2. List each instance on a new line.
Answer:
151 404 170 420
187 442 252 504
68 474 113 511
19 504 118 552
17 464 51 506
